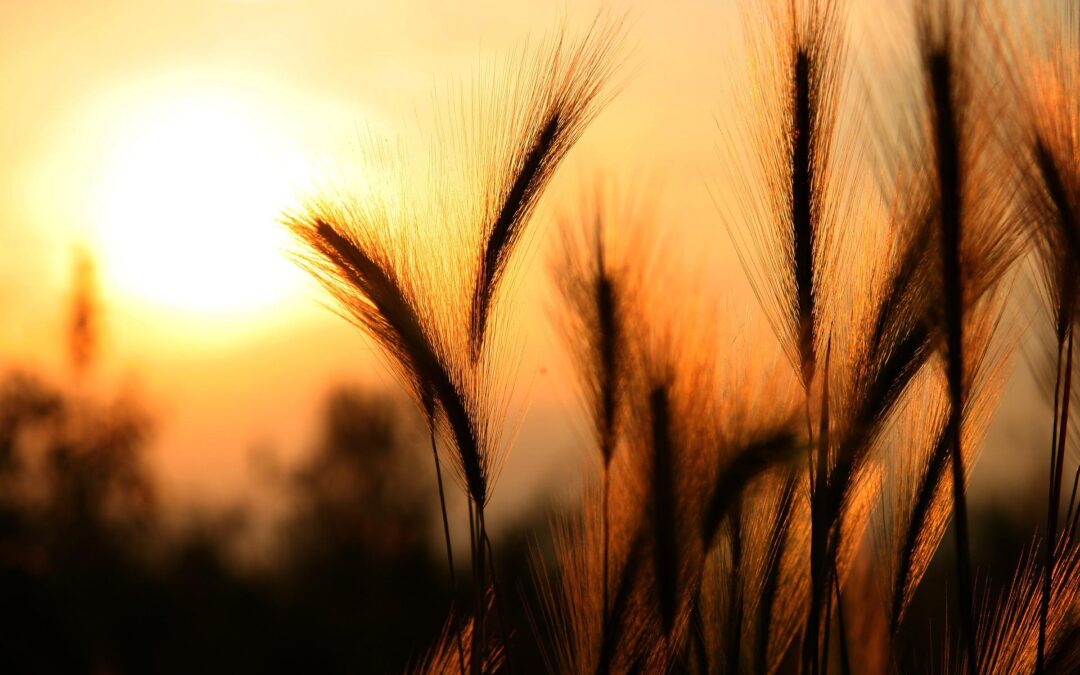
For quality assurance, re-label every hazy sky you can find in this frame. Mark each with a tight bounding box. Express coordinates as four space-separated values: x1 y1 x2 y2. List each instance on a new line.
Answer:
0 0 1049 527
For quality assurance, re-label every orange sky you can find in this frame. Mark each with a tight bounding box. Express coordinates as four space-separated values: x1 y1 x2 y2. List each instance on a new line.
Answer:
0 0 1049 527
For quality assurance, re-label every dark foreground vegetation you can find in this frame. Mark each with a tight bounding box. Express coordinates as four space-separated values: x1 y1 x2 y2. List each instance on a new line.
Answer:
0 369 455 673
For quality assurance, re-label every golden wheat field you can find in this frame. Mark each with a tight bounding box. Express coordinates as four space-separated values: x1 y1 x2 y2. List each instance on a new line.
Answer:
2 0 1079 673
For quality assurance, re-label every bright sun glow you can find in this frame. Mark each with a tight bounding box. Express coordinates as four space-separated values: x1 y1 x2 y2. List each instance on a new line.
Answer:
94 90 310 316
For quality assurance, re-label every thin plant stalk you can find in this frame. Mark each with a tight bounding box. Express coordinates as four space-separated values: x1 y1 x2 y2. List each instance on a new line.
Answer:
1041 327 1074 671
832 560 851 675
922 12 977 671
467 500 483 675
601 462 610 672
821 570 833 675
725 499 744 675
484 530 514 675
807 339 832 675
1039 333 1066 671
431 429 467 674
472 505 489 675
649 382 679 637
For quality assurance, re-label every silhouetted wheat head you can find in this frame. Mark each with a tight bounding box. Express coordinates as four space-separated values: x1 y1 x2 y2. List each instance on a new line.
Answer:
551 183 651 470
460 17 626 363
285 194 494 511
993 0 1079 339
722 0 854 392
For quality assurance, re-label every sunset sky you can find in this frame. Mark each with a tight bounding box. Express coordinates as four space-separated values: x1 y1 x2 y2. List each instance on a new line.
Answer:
1 0 1045 526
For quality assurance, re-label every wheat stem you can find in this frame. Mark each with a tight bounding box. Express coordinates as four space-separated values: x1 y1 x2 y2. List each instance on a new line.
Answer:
1038 332 1065 672
726 499 744 675
832 558 851 675
431 429 467 674
1041 326 1074 673
649 382 678 636
926 29 977 673
600 461 610 673
484 529 513 675
820 562 833 675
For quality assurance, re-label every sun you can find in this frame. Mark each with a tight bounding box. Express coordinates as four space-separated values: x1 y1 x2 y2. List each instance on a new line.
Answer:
93 90 310 316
